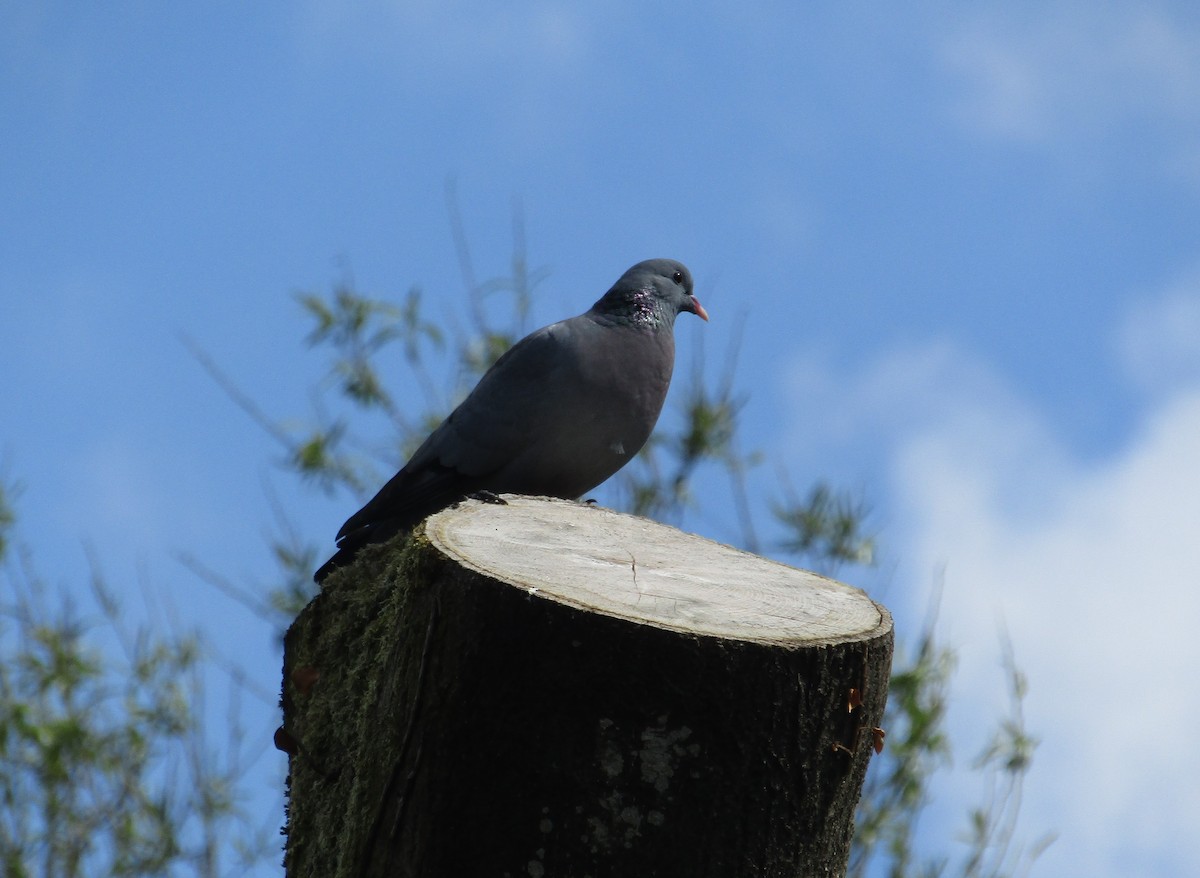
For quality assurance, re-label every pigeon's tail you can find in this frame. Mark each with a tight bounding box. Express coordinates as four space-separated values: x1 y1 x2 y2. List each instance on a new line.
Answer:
315 468 487 583
313 547 353 584
312 518 408 584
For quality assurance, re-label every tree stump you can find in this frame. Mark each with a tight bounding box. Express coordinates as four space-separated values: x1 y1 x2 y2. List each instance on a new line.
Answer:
282 495 892 878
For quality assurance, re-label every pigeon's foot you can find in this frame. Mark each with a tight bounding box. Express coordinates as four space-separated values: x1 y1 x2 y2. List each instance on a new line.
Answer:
467 490 508 506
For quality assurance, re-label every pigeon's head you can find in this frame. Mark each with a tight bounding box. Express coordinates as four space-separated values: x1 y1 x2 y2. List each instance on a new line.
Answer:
594 259 709 328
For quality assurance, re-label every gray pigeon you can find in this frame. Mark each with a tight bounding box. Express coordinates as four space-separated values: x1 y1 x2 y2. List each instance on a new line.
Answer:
314 258 708 582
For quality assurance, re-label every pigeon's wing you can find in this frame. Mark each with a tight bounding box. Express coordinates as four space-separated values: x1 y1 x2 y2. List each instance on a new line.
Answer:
334 318 584 543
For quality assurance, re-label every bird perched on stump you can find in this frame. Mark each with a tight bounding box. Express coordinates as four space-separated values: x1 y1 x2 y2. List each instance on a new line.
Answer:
314 258 709 582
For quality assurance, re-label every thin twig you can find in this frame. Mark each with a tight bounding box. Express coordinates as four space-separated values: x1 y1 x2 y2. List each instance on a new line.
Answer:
180 333 294 450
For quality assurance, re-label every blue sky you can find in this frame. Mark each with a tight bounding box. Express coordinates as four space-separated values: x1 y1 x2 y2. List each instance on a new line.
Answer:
5 3 1200 875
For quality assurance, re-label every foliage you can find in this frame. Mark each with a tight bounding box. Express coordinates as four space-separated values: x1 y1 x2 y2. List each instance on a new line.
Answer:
849 608 955 878
0 484 274 878
845 601 1049 878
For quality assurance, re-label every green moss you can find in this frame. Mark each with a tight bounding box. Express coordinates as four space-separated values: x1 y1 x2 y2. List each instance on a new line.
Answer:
283 530 442 877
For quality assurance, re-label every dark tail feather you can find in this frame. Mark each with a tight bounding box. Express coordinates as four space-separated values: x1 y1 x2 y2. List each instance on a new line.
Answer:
313 547 354 584
313 518 409 584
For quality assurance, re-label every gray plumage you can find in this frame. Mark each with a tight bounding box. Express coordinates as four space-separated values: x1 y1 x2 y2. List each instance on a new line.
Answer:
314 258 708 582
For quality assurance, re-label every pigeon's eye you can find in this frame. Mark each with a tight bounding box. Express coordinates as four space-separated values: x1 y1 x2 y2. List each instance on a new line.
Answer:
672 270 684 284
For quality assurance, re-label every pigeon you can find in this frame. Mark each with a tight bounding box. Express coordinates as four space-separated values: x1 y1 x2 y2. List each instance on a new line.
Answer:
314 258 708 582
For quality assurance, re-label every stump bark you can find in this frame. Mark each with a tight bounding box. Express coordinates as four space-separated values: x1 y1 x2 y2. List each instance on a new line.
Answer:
282 496 892 878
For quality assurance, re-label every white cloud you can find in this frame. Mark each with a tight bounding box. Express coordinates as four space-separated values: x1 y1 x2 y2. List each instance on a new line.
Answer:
1117 267 1200 396
785 292 1200 875
894 376 1200 875
783 341 1057 503
940 5 1200 164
